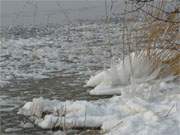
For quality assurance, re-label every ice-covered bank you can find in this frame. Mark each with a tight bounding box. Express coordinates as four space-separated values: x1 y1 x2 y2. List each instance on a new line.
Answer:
18 81 180 134
86 49 179 96
18 51 180 135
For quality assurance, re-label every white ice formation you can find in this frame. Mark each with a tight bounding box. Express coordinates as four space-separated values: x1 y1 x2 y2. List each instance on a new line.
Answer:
18 51 180 135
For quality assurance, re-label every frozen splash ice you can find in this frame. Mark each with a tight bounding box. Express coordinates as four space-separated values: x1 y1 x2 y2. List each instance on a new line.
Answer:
18 50 180 134
18 84 180 134
86 50 179 97
17 42 180 134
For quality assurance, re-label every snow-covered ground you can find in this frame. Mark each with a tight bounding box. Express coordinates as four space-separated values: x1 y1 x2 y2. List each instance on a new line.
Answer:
18 51 180 135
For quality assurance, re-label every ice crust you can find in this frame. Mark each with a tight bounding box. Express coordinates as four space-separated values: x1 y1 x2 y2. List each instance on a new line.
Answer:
18 88 180 134
18 78 180 134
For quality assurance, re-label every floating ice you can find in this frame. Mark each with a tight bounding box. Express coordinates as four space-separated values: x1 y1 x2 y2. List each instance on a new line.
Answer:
0 23 123 87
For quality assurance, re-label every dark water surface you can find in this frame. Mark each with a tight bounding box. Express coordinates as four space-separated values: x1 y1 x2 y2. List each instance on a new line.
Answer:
0 22 123 135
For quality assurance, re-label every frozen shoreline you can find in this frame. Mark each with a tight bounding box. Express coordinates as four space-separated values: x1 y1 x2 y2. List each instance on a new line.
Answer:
18 80 180 135
18 51 180 135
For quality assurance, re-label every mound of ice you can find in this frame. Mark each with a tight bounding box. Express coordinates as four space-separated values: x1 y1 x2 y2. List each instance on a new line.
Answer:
86 50 179 95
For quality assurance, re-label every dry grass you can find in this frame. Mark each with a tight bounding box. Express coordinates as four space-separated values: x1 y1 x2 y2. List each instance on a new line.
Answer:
122 1 180 77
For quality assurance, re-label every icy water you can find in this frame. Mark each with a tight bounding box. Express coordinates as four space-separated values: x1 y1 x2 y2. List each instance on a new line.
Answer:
0 23 123 135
